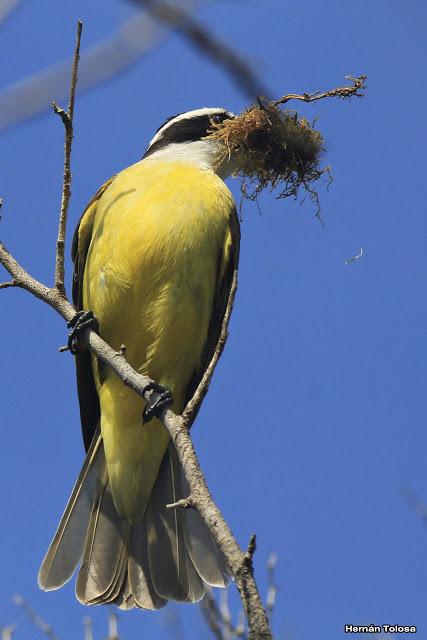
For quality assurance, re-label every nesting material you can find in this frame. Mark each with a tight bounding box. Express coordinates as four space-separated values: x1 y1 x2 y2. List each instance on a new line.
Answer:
208 105 328 209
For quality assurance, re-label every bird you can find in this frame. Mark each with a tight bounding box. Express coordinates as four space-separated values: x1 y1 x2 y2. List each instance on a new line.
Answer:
38 107 241 610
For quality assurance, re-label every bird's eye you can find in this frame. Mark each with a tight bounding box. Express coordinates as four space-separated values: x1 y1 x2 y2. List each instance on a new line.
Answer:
211 113 225 125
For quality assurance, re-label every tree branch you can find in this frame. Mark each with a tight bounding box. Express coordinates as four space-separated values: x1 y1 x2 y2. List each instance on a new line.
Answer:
182 270 238 426
201 588 247 639
0 279 17 289
53 20 82 295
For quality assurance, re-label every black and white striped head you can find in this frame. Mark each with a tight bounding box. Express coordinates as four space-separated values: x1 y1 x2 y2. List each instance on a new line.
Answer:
143 107 235 176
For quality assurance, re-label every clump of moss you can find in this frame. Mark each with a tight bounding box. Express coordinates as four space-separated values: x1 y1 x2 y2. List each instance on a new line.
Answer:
208 104 330 217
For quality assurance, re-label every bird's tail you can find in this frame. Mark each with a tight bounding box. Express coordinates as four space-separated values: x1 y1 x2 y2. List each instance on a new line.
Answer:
38 431 229 608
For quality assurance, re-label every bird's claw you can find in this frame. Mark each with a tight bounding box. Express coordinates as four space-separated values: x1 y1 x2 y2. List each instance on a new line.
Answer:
67 310 99 354
143 382 174 423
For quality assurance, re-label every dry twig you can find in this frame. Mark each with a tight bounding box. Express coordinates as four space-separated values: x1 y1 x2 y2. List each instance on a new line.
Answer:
0 21 272 640
201 588 247 640
182 271 237 425
53 21 82 295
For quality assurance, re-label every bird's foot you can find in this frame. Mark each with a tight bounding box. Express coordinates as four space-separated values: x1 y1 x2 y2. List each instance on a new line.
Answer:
67 310 99 354
143 382 174 423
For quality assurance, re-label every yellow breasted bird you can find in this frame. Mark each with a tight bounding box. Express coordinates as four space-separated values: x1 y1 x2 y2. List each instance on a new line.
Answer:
38 108 240 609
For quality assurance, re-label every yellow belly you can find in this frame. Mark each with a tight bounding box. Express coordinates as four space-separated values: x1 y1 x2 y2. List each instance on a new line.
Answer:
83 159 234 519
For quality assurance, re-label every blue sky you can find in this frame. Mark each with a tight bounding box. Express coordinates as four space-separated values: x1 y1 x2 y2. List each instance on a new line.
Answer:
1 1 426 638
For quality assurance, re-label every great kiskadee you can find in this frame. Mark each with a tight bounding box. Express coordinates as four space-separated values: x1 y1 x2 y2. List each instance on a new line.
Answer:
38 108 240 609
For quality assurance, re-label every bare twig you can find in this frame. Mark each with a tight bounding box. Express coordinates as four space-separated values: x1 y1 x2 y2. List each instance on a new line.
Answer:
166 496 194 509
0 280 16 289
201 588 247 640
12 595 58 640
345 247 363 265
53 21 82 295
273 75 367 107
132 0 269 100
201 590 225 640
182 271 238 425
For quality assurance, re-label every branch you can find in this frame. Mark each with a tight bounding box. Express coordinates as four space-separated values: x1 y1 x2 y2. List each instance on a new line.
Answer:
132 0 270 100
201 588 247 640
182 271 237 425
0 22 272 640
53 21 82 295
0 280 17 289
273 75 367 107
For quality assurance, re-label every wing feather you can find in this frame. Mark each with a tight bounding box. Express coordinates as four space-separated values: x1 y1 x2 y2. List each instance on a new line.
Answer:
71 178 115 451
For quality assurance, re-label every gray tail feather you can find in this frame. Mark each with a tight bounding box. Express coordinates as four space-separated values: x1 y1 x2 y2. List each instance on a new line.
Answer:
38 437 229 608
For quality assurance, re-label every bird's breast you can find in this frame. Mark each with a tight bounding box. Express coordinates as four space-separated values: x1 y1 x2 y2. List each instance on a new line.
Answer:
84 159 234 390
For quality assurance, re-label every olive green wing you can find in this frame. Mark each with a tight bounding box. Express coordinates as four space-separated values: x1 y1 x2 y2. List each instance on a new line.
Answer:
71 178 115 451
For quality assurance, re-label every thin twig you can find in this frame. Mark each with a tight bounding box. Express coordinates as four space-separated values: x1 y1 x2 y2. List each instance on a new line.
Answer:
12 595 58 640
53 21 82 295
133 0 270 100
182 271 238 425
220 590 233 640
201 588 247 640
0 280 17 289
345 247 363 265
201 590 226 640
166 496 194 510
273 75 367 107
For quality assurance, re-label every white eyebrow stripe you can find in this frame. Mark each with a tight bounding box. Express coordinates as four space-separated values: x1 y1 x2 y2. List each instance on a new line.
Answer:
148 107 233 148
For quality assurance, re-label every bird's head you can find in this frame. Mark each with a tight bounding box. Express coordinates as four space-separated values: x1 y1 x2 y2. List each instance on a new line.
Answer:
143 107 236 178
